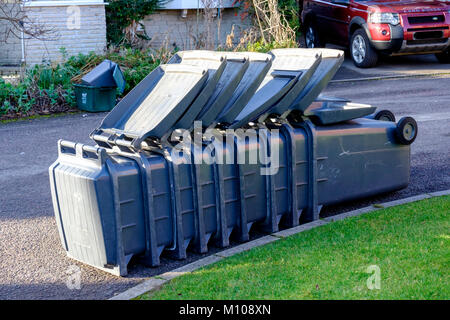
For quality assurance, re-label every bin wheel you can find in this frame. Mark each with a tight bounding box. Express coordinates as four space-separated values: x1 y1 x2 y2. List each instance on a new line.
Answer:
374 110 396 122
396 117 417 145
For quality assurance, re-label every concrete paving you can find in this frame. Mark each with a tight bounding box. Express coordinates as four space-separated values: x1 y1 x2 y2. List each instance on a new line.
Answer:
215 236 279 258
272 220 328 238
109 278 167 301
159 255 224 281
0 75 449 300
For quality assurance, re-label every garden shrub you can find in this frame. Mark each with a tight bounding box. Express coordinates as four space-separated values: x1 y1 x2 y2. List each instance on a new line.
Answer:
245 39 297 52
106 0 162 46
278 0 301 36
0 47 172 119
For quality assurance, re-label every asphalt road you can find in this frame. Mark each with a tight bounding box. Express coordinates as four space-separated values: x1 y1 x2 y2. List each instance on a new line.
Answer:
333 53 450 81
0 76 449 300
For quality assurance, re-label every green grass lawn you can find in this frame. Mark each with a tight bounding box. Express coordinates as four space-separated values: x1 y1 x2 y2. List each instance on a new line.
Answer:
140 196 449 300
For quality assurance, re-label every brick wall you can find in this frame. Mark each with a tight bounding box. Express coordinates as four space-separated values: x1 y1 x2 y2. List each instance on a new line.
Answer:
0 3 22 66
23 4 107 65
2 3 249 66
142 9 251 50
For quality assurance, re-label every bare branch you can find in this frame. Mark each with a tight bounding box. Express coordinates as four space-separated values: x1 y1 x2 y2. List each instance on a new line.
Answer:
0 0 57 43
251 0 296 45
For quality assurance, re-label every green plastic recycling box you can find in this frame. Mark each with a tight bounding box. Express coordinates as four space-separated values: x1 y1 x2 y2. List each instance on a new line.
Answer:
74 59 126 112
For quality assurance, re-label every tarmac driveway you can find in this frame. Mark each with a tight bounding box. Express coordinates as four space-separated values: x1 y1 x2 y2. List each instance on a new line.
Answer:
0 76 449 300
333 52 450 81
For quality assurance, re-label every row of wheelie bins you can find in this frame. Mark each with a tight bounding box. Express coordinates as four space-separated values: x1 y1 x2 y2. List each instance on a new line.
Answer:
49 117 410 276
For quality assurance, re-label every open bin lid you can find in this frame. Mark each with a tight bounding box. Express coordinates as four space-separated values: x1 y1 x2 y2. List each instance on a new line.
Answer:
93 64 208 143
112 65 126 94
195 53 250 127
230 49 322 128
214 52 272 125
256 49 343 120
168 51 227 130
82 59 126 93
304 101 376 125
168 50 225 69
315 94 350 103
288 49 344 113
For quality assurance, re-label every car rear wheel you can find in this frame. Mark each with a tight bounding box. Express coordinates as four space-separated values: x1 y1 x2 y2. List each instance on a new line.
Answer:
304 21 323 48
435 49 450 63
350 29 378 68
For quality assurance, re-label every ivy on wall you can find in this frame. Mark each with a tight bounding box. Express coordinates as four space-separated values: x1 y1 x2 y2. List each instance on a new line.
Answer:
106 0 162 46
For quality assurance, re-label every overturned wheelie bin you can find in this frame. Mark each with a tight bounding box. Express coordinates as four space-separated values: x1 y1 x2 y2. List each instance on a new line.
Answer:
49 49 418 276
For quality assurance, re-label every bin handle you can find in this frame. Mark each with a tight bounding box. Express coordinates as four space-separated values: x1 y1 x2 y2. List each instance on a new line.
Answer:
58 140 77 155
58 140 106 166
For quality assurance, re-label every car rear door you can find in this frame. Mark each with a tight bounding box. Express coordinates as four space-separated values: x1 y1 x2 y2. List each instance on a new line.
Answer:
329 0 351 46
310 0 335 43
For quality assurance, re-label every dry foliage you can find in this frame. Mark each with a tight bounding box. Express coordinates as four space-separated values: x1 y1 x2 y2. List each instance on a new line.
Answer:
201 0 218 50
188 0 222 50
250 0 296 45
123 20 148 49
229 0 297 50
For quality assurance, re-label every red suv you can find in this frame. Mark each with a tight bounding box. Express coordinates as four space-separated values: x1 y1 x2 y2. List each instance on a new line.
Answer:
301 0 450 67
